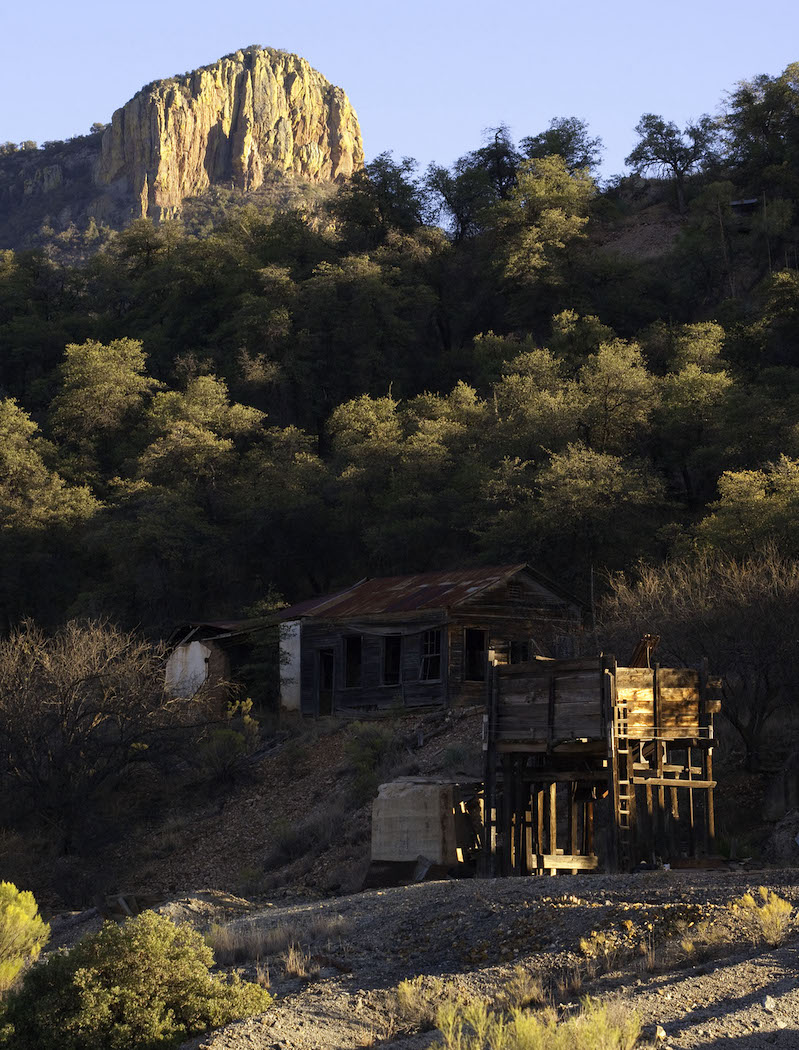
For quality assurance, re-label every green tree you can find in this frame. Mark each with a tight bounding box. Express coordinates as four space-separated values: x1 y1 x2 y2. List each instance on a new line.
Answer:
0 911 270 1050
0 399 98 626
423 157 496 240
578 340 656 453
722 63 799 196
696 454 799 556
0 399 97 531
626 113 719 212
328 152 424 249
476 443 663 590
493 155 594 285
490 347 583 461
521 116 604 173
49 339 161 480
0 884 49 993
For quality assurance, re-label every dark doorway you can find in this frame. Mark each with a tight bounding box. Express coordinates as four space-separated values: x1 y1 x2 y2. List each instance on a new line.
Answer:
317 648 335 715
464 628 488 681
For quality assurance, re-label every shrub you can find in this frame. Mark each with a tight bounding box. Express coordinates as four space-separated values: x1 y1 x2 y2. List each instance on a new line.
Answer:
394 975 455 1029
432 997 639 1050
0 911 271 1049
730 886 794 946
344 722 401 802
0 883 49 992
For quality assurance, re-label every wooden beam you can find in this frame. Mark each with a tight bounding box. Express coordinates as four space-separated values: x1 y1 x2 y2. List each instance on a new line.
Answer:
631 776 716 789
530 854 600 871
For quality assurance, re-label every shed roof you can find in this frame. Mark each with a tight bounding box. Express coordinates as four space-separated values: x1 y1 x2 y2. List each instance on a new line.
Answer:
278 564 577 622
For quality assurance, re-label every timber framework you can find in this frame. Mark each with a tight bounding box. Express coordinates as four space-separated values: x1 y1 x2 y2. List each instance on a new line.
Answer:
482 654 722 874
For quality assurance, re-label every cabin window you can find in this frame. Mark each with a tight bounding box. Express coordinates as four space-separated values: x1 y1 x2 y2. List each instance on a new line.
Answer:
419 629 441 681
507 582 523 600
510 640 530 664
343 635 362 688
464 628 488 681
382 635 402 686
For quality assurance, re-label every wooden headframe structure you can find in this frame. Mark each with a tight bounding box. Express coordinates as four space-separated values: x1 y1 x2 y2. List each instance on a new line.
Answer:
482 655 721 875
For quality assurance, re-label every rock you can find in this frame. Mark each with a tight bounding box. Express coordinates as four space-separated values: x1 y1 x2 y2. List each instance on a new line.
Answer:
764 994 777 1012
96 45 363 222
0 45 363 249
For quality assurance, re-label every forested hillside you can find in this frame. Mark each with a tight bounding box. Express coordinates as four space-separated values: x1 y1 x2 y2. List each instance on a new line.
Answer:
2 61 799 639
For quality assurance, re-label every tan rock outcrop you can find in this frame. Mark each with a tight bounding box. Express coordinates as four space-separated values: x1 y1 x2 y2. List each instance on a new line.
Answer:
96 46 363 221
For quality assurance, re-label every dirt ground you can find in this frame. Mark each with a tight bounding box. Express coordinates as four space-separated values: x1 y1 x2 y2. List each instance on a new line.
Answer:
61 870 792 1050
35 711 799 1048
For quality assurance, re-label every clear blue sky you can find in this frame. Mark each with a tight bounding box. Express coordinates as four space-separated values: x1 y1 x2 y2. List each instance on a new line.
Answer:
2 0 798 179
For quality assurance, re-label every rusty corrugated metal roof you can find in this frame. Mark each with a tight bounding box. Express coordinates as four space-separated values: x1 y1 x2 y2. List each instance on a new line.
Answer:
278 564 531 620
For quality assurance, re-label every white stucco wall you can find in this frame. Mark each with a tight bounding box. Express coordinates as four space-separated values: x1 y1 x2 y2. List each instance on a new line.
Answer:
165 641 211 698
279 620 302 711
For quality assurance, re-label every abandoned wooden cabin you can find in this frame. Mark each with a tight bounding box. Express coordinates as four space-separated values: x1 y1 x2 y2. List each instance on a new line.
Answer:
482 653 722 873
275 565 583 716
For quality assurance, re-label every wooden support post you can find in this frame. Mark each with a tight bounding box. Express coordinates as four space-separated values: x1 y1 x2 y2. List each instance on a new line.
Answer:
706 750 715 850
525 786 534 875
584 797 594 856
602 659 621 871
698 657 716 853
536 785 545 876
645 783 654 865
549 781 558 877
501 753 513 875
687 745 696 857
568 782 579 874
481 665 498 876
669 777 680 859
513 757 524 875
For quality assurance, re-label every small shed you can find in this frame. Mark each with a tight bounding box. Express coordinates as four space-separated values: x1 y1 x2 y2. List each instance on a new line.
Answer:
275 565 582 716
164 620 257 705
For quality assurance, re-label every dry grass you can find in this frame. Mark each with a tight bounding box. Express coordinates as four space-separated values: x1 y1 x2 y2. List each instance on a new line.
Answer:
491 965 547 1011
432 997 640 1050
730 886 794 946
393 975 453 1030
207 912 349 966
281 942 318 978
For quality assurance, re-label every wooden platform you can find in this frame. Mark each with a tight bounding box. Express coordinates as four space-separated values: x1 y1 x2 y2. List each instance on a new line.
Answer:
482 655 721 875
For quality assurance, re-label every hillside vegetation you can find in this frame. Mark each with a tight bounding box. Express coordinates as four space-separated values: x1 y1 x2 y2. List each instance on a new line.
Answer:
2 61 799 880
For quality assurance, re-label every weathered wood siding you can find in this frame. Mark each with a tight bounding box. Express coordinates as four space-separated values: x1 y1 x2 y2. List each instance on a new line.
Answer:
299 620 449 715
297 568 584 715
494 662 722 748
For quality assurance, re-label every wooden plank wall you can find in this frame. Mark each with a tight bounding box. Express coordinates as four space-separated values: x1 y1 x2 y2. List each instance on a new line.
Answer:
300 621 449 715
495 662 720 746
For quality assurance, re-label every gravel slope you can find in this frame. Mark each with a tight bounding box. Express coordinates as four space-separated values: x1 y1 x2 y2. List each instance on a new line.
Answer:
167 869 799 1049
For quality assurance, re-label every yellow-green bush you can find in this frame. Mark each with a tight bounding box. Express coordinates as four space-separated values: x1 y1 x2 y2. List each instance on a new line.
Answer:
432 997 639 1050
730 887 794 946
0 882 49 992
0 910 271 1049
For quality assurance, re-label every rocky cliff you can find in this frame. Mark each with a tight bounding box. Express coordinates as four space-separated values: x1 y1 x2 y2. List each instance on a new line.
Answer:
0 46 363 247
96 46 363 221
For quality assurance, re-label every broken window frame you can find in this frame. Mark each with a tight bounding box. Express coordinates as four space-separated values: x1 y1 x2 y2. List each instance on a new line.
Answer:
419 629 442 681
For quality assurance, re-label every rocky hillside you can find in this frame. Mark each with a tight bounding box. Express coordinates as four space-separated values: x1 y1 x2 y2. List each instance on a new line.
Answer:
0 45 363 246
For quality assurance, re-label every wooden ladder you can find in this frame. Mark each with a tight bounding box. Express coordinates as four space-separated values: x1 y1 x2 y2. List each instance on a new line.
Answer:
612 698 636 869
